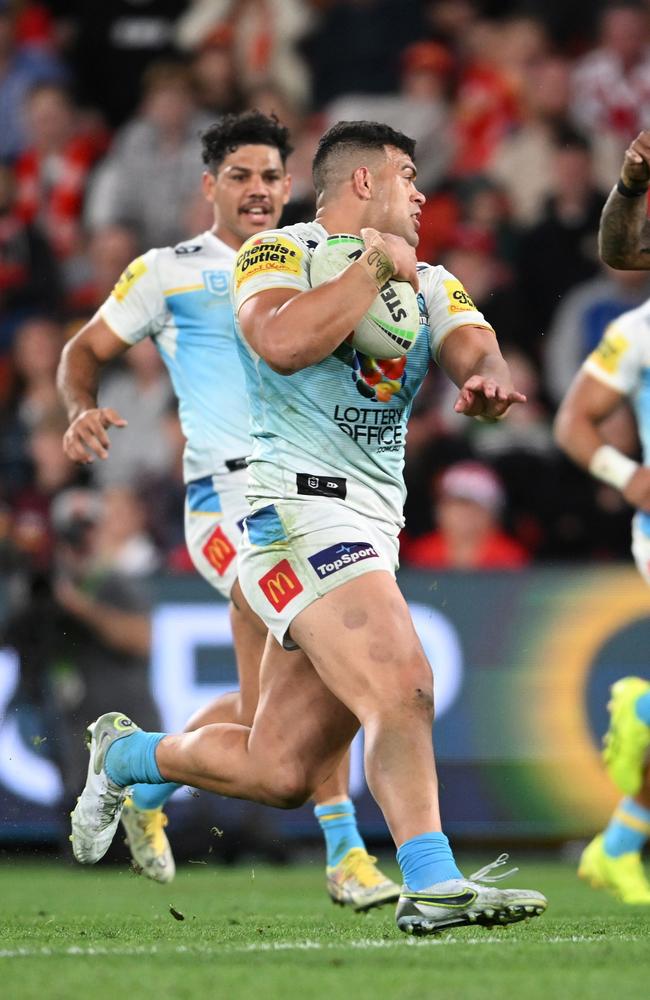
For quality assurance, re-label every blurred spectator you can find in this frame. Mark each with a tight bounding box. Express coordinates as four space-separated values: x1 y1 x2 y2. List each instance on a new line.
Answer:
470 348 558 556
84 61 209 251
544 266 650 405
423 0 478 49
473 348 555 461
441 223 523 353
0 162 62 347
189 24 242 116
402 370 475 538
67 0 189 127
324 40 455 193
302 0 423 108
489 56 573 225
401 461 530 570
93 337 175 489
451 18 531 177
5 409 84 571
0 4 67 162
13 82 107 270
456 175 519 263
490 54 623 225
137 400 189 570
496 15 549 81
571 1 650 146
2 485 161 820
178 0 313 109
64 223 140 329
0 316 64 491
515 128 603 353
417 170 519 273
524 0 602 48
9 315 62 426
93 484 161 576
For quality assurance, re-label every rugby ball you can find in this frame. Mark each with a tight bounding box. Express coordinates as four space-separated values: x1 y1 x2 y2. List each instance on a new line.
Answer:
309 234 420 358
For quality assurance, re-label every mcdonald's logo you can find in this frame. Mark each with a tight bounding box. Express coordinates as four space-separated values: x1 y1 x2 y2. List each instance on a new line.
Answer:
202 526 236 576
258 559 304 611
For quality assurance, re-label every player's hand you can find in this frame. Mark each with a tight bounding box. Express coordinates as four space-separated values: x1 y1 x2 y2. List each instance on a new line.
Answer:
361 227 419 292
623 466 650 511
63 407 127 463
621 131 650 188
453 375 526 420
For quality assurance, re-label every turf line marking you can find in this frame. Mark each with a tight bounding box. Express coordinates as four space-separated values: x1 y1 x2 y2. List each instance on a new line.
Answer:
0 934 642 959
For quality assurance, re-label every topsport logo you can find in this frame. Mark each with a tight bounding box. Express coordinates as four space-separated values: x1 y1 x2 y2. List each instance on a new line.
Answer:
308 541 378 580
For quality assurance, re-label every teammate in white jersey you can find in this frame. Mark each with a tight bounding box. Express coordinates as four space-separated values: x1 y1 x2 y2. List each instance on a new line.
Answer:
69 120 547 936
58 111 399 909
554 128 650 905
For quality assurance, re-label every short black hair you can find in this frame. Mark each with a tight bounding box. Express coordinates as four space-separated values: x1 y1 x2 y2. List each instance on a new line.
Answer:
312 121 416 195
201 110 293 172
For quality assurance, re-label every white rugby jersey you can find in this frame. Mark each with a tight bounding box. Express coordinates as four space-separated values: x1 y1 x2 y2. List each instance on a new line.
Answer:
232 221 494 528
583 300 650 535
101 231 251 483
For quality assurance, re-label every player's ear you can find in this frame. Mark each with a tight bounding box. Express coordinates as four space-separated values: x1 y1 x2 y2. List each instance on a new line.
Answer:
202 170 216 203
282 172 292 205
351 166 372 201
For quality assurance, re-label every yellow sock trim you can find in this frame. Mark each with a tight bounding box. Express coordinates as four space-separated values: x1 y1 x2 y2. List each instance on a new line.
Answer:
613 807 650 835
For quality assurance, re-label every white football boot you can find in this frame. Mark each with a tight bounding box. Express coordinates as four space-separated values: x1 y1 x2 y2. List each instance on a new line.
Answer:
70 712 140 864
395 854 547 935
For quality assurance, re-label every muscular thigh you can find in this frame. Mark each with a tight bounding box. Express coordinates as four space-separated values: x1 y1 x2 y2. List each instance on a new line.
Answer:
247 634 359 788
289 571 432 720
238 498 399 649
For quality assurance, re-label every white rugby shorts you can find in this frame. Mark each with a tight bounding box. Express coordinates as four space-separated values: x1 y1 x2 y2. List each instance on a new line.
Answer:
631 512 650 586
184 468 249 599
237 498 399 649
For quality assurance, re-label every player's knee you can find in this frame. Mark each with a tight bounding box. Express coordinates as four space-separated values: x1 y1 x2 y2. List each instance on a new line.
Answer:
262 764 312 809
410 682 435 720
375 654 434 716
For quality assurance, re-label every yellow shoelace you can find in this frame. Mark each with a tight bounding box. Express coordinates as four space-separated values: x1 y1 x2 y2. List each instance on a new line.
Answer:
341 849 385 887
137 810 169 856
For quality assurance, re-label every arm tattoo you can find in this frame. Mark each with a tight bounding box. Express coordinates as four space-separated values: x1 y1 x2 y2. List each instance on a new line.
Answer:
599 185 650 268
366 247 394 287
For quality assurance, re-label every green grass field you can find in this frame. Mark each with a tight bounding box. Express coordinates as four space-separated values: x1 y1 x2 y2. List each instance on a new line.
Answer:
1 856 649 999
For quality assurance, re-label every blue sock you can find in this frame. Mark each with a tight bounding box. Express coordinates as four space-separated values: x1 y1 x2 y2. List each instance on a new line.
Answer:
314 799 365 867
396 832 463 891
131 782 181 810
635 692 650 725
603 797 650 857
104 731 166 788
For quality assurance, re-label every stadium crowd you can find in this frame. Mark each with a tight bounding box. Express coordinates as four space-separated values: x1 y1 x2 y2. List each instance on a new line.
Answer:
1 0 648 595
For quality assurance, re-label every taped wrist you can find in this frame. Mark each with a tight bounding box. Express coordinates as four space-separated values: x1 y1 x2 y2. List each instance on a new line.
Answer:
589 444 639 490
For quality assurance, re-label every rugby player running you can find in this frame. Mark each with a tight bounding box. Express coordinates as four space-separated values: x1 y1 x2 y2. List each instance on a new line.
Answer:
69 121 547 935
58 111 399 910
554 128 650 905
